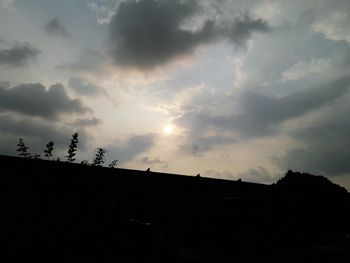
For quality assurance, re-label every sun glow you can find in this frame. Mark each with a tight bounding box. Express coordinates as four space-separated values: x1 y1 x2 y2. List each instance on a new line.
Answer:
163 125 174 135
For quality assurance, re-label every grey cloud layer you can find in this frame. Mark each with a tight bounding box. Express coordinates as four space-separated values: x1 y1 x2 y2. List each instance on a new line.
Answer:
175 76 350 139
107 134 156 163
229 13 270 47
0 43 40 67
276 98 350 176
0 114 89 156
69 77 105 96
57 48 105 73
142 156 168 169
108 0 270 69
0 82 89 119
45 17 71 38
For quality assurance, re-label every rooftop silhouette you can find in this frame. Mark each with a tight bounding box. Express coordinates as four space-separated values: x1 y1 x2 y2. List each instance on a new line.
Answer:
3 155 350 262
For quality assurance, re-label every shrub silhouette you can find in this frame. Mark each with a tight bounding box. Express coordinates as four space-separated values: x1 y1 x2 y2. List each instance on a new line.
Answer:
66 133 79 162
44 141 54 160
16 138 30 158
81 160 90 166
14 132 119 168
92 148 107 166
108 159 118 168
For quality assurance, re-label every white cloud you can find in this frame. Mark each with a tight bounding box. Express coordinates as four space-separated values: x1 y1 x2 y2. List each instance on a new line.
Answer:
312 12 350 44
282 58 331 81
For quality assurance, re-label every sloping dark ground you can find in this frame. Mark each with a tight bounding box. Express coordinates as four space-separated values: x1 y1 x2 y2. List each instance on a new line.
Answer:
3 155 350 262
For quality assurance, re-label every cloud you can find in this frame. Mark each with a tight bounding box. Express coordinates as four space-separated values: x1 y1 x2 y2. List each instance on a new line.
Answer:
282 58 331 81
229 13 270 47
108 0 270 69
68 77 106 96
141 156 168 169
0 43 40 67
179 135 235 156
236 167 275 184
203 167 274 184
88 0 120 25
275 97 350 176
57 48 105 73
312 12 350 44
175 76 350 139
0 0 15 9
0 82 90 119
44 16 71 38
107 134 156 163
0 113 89 156
232 77 349 136
72 117 102 127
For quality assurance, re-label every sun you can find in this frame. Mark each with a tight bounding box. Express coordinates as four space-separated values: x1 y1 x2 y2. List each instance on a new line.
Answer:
163 125 174 135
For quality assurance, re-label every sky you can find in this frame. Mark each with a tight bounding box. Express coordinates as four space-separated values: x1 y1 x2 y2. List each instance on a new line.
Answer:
0 0 350 189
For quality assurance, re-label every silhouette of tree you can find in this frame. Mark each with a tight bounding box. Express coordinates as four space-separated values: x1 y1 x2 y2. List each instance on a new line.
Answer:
108 159 118 168
44 141 54 160
66 132 79 162
16 138 30 158
92 148 107 166
81 160 90 166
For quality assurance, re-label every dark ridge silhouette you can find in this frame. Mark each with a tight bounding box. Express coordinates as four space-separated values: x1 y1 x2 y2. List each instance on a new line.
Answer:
3 155 350 262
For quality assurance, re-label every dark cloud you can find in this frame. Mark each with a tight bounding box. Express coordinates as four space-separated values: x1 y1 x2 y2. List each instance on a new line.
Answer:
179 135 235 156
236 167 275 184
203 167 274 184
229 13 270 47
175 76 350 139
45 16 71 38
275 99 350 176
0 114 89 157
57 48 105 73
231 77 349 137
0 82 90 119
107 134 156 163
108 0 270 69
141 156 168 169
68 77 105 96
72 117 102 127
0 43 40 67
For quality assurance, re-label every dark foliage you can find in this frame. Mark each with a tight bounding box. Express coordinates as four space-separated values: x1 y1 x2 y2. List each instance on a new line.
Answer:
44 141 54 160
92 147 107 166
66 132 79 162
108 159 118 168
81 160 90 166
16 138 30 158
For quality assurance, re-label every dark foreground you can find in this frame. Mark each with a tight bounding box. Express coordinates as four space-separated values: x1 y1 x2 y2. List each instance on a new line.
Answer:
3 155 350 262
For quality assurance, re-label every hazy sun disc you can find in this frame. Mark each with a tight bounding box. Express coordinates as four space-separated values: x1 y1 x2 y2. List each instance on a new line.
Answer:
163 125 174 135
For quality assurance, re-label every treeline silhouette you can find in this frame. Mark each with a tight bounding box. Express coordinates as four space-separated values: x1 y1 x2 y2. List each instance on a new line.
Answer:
16 133 118 167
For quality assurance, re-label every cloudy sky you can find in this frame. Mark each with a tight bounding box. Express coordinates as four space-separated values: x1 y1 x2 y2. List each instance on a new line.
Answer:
1 0 350 189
